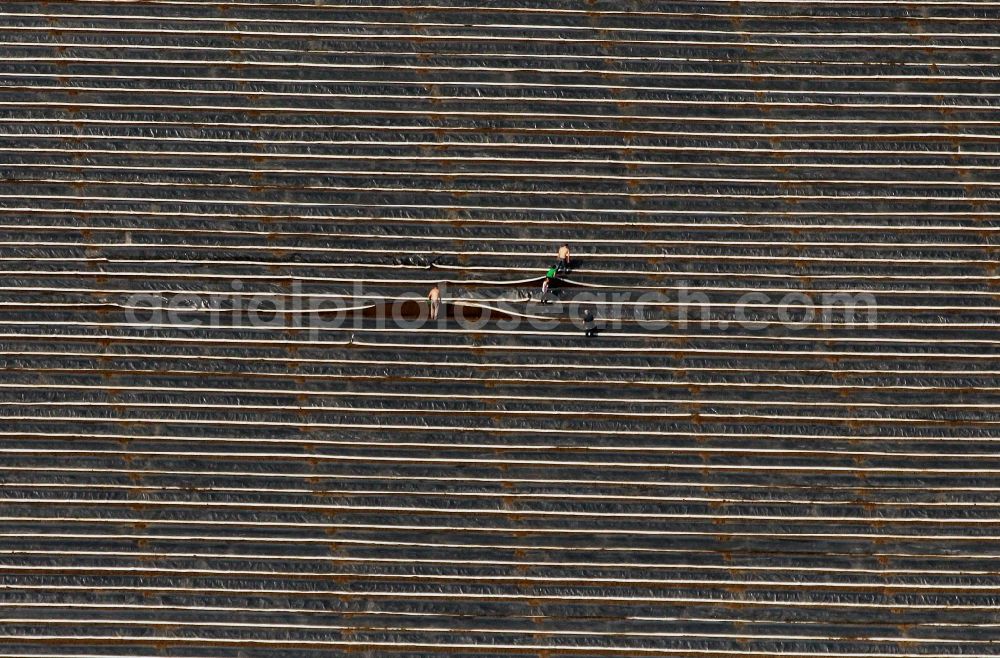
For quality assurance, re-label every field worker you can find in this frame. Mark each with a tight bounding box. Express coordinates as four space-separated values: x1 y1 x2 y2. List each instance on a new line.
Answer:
582 308 597 338
428 284 441 320
557 244 571 272
541 265 559 302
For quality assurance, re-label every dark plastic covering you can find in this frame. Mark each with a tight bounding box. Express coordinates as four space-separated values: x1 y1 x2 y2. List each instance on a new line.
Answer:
1 0 999 656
